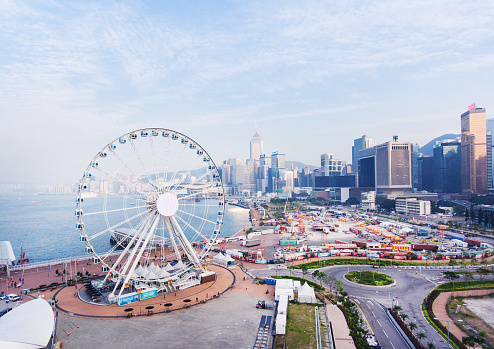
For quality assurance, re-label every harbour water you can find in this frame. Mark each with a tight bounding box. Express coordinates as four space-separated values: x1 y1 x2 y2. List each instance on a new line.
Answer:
0 193 251 263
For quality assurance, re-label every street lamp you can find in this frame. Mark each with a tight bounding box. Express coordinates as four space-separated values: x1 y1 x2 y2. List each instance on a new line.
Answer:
434 317 456 346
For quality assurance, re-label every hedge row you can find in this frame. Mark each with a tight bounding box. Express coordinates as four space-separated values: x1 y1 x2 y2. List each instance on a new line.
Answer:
269 275 324 291
436 280 494 291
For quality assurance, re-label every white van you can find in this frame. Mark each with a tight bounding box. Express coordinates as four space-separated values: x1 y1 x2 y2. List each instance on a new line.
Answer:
7 294 20 302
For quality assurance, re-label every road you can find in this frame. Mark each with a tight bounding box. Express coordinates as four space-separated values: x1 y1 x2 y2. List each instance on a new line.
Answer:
251 265 453 349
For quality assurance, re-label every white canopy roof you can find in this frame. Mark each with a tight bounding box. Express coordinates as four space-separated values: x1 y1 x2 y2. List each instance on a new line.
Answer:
134 265 145 276
0 298 54 348
164 263 174 272
0 241 15 266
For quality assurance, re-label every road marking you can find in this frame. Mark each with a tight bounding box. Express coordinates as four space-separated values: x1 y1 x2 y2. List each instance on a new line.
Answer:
371 311 375 316
383 329 388 338
377 320 382 327
390 342 395 349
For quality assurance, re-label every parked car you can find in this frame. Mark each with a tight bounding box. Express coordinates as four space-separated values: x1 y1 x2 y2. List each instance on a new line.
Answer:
0 294 6 300
0 308 12 317
7 294 20 302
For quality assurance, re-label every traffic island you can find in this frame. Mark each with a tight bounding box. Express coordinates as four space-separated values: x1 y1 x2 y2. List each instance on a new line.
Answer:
344 270 394 286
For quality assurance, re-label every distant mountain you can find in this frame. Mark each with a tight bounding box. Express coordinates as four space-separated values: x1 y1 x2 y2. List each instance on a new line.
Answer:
286 161 318 170
419 134 460 156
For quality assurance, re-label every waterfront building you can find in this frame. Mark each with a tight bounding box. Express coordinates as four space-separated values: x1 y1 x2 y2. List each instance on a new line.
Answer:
375 141 412 197
461 106 487 195
357 147 376 188
411 143 420 191
352 135 373 173
433 140 462 194
396 198 431 216
360 191 376 211
418 156 434 192
487 118 494 193
320 153 345 176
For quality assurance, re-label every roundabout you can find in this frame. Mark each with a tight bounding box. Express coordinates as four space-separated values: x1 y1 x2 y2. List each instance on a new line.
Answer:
344 270 394 287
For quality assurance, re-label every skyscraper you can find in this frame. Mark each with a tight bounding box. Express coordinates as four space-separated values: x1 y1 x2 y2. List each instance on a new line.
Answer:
375 141 412 197
486 118 494 192
352 135 374 173
320 153 344 176
250 129 263 161
433 141 461 194
461 106 487 195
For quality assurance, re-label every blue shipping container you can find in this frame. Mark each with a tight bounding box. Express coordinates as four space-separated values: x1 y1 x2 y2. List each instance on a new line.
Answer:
264 278 276 285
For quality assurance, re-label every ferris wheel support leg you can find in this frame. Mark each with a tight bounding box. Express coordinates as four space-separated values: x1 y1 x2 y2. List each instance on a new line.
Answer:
170 216 202 269
103 216 152 285
164 217 181 261
117 215 160 298
110 216 154 298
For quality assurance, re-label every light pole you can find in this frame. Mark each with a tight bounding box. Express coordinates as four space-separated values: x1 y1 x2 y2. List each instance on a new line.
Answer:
434 318 453 346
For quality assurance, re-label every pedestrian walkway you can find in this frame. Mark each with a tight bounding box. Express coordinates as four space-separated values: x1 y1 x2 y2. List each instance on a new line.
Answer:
323 298 355 349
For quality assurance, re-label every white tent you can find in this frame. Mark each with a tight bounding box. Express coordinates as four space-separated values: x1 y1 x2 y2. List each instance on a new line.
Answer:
0 298 54 348
134 265 145 276
174 260 186 270
0 241 15 266
275 288 294 301
164 263 174 272
297 282 317 304
276 313 287 335
212 253 235 267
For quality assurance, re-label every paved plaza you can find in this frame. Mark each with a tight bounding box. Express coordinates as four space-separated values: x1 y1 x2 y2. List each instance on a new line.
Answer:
57 293 274 349
463 297 494 328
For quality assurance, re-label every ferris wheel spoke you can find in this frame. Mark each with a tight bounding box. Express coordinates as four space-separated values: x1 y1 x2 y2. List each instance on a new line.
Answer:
106 148 152 193
167 143 188 191
84 205 143 217
176 209 217 225
103 191 146 203
92 166 149 196
187 168 215 187
175 214 208 242
128 138 156 190
177 189 212 201
170 154 203 192
86 210 149 241
148 134 159 183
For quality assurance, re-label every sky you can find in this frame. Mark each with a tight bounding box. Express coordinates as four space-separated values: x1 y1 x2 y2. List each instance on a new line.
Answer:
1 0 494 185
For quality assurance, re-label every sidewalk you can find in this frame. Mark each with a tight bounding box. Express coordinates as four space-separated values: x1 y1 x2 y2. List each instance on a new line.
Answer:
324 299 355 349
432 289 494 346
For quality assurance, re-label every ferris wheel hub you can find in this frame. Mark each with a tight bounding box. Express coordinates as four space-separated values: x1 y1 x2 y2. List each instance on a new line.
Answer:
156 192 179 217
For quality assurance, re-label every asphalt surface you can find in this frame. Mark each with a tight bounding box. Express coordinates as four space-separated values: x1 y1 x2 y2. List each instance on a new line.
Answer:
251 265 457 349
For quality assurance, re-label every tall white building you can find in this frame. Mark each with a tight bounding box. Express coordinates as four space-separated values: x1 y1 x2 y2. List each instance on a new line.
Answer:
250 130 263 161
320 153 344 176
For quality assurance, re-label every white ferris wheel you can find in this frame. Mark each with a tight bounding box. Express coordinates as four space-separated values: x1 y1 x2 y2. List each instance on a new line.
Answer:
75 128 224 302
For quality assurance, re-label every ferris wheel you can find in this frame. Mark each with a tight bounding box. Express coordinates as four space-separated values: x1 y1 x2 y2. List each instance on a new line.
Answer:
75 128 224 301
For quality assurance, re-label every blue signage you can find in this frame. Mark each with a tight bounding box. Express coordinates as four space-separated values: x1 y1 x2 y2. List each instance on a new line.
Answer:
139 289 158 301
118 292 139 306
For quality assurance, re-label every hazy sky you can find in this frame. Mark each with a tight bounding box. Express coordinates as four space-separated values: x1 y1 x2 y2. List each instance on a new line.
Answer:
1 1 493 185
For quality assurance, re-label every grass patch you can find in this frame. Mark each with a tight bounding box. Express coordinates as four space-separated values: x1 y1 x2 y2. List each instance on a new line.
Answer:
285 303 317 349
344 271 394 286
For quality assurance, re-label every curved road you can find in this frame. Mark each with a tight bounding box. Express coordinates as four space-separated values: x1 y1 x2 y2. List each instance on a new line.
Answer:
251 265 451 349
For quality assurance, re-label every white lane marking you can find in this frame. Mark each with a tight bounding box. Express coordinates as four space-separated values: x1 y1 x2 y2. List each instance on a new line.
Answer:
377 320 382 327
371 311 375 316
390 342 395 349
383 329 388 338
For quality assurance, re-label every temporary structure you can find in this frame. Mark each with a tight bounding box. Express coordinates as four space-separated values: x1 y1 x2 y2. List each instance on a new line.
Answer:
297 282 317 303
0 298 55 348
212 253 235 267
276 313 287 335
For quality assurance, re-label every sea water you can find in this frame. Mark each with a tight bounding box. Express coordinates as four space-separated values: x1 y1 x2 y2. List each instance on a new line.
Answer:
0 193 250 263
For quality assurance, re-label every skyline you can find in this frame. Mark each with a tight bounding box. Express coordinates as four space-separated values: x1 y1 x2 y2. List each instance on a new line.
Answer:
1 1 494 185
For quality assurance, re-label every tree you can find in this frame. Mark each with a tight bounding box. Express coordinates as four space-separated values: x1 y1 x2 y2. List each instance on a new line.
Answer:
427 342 436 349
408 321 417 333
301 265 308 279
393 305 402 312
417 332 427 342
345 197 360 206
462 335 476 349
399 313 409 321
476 268 490 281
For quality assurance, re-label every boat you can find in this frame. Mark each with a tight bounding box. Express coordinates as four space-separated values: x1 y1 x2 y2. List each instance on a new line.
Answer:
17 247 29 265
31 200 41 203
